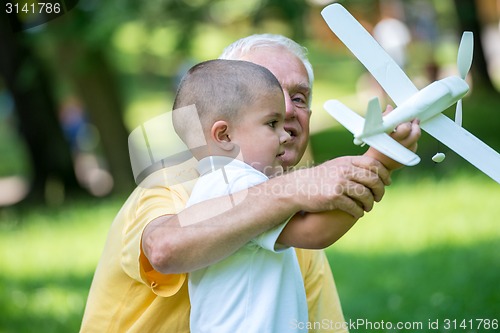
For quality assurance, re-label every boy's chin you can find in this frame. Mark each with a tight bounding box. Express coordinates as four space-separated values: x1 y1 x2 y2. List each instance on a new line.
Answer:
267 169 284 178
280 152 300 170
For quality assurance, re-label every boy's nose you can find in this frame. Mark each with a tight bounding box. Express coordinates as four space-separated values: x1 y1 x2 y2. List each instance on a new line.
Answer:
280 128 291 144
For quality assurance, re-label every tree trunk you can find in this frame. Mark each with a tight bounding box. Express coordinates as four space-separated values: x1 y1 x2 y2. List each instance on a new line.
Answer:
56 40 135 194
0 12 83 203
454 0 497 91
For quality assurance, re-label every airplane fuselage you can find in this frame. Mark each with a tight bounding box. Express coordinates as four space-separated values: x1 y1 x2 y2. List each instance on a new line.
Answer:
356 76 469 140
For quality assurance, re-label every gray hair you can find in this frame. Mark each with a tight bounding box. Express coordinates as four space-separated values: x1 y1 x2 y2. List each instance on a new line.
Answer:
219 34 314 105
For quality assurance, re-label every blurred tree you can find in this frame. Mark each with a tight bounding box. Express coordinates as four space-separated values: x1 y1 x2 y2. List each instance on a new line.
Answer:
0 11 84 202
453 0 496 91
50 8 135 194
2 0 319 203
42 0 311 195
253 0 310 40
40 0 227 193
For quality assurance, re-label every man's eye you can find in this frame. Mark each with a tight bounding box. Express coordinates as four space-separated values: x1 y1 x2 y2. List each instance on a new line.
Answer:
291 95 308 107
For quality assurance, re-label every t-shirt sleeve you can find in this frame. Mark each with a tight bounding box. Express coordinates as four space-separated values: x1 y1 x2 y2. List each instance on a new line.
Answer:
121 182 191 297
252 219 290 252
229 169 291 253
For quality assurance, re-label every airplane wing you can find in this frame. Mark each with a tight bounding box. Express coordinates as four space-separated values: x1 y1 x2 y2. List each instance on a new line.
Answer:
422 115 500 183
324 99 364 134
324 100 421 166
321 4 418 106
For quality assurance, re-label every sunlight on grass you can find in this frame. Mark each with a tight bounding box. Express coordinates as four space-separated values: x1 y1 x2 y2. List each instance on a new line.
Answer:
0 198 123 332
332 175 500 254
7 284 83 321
326 176 500 326
0 201 116 278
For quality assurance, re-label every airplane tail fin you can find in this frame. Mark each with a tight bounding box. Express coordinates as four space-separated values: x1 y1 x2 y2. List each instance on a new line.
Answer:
355 98 383 144
324 98 420 166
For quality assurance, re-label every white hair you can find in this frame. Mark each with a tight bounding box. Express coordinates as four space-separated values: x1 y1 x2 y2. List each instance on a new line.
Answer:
219 34 314 105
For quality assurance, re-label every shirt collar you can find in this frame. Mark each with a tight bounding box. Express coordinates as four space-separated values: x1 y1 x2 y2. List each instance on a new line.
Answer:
197 156 252 176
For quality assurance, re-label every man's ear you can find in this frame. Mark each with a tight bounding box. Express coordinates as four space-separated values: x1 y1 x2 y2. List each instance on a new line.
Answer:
211 120 235 151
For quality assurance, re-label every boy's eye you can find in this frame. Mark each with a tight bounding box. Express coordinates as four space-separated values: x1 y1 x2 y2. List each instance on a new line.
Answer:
268 120 278 128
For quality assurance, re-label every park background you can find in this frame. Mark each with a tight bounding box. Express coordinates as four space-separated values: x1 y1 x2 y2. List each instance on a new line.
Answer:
1 0 499 332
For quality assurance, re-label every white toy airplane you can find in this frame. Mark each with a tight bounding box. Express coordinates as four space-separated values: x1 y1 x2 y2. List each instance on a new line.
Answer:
321 3 500 184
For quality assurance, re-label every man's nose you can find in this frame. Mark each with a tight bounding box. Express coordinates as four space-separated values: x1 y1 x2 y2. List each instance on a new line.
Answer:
284 93 296 119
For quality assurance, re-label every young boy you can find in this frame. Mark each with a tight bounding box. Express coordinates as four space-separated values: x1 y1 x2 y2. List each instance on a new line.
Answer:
172 59 362 333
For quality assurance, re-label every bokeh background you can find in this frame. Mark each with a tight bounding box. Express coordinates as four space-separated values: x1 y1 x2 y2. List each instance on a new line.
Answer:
1 0 499 332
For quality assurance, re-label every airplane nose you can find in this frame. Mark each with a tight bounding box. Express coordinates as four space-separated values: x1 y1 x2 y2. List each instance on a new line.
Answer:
441 76 469 99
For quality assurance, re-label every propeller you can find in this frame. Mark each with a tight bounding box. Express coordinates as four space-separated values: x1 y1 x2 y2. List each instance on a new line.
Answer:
433 32 473 164
455 31 474 127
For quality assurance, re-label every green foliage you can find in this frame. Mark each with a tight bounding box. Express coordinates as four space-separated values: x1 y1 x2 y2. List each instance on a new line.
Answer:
0 120 30 177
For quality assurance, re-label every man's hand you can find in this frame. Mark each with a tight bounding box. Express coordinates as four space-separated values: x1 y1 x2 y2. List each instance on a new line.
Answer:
365 105 421 170
283 156 390 219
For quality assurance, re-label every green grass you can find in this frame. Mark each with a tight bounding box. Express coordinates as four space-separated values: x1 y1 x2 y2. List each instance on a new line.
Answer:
0 178 499 332
327 176 500 331
0 197 124 333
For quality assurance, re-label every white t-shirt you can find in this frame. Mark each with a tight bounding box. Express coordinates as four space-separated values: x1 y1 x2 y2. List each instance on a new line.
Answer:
187 156 308 333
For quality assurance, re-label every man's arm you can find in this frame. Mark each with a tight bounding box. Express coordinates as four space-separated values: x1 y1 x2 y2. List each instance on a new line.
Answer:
142 156 390 274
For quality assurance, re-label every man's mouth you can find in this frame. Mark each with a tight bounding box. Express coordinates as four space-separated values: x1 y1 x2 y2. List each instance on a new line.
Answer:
285 128 297 139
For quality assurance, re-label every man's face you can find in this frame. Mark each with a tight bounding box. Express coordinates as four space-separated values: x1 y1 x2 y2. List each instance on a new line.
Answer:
239 47 311 169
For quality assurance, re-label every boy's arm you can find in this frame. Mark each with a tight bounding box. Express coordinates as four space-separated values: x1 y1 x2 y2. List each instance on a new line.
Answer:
277 209 356 249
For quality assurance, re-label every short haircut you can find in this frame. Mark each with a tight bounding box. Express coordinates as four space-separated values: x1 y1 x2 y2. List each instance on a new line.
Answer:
172 59 283 148
219 33 314 105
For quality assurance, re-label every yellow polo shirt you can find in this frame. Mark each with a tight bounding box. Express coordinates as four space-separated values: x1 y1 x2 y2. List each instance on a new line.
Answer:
80 164 348 333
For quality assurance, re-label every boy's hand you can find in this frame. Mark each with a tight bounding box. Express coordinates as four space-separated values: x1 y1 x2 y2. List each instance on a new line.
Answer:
364 105 421 171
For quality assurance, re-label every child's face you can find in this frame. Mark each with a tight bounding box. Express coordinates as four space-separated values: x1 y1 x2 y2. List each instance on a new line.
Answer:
230 89 290 177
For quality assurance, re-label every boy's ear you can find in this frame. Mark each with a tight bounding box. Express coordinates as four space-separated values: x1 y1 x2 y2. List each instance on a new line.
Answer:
211 120 234 151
